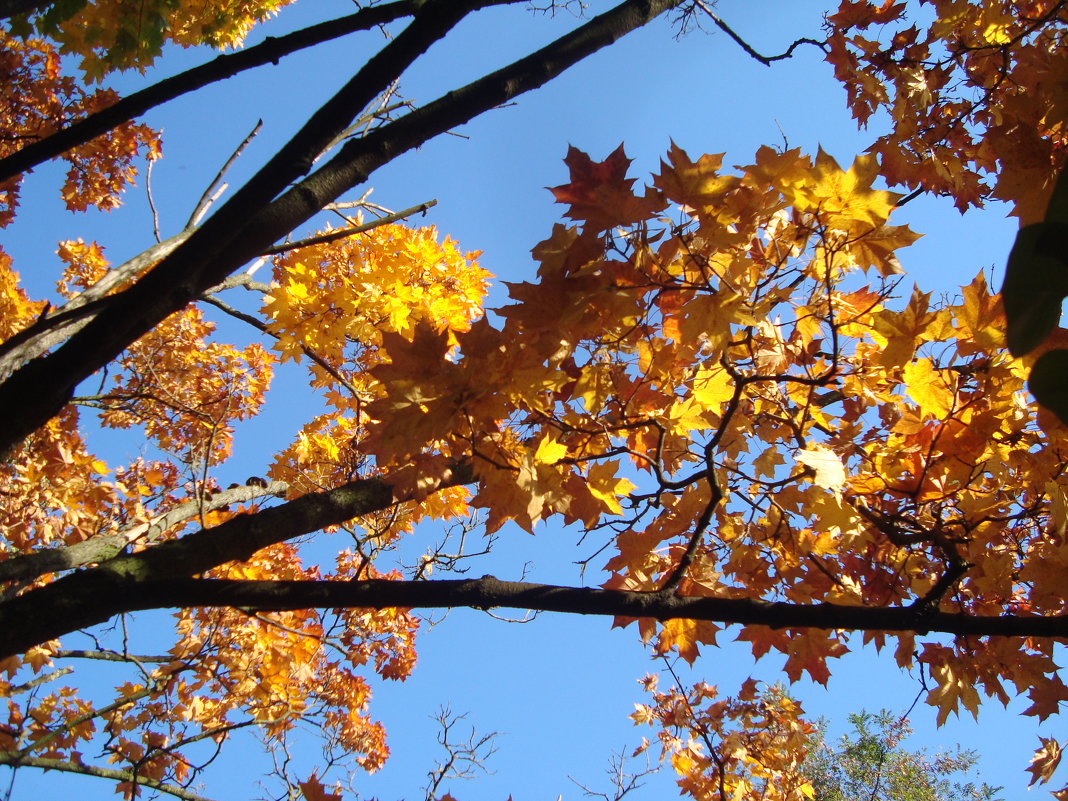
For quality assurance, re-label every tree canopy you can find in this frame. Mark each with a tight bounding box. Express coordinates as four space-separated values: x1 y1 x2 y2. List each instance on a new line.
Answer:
0 1 1067 800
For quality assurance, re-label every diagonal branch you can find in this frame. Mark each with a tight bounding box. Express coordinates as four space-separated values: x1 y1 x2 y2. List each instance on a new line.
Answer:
0 753 216 801
0 0 423 182
260 198 438 255
0 480 289 586
0 462 474 657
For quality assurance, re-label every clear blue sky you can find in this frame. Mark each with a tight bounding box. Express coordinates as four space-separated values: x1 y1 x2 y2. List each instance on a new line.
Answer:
3 1 1041 799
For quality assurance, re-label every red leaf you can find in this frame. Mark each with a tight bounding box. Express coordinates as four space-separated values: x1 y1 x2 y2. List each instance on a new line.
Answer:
549 145 663 232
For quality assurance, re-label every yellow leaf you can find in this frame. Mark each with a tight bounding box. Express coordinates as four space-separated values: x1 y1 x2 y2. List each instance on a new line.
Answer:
786 149 899 233
691 363 735 411
586 461 636 515
902 358 955 418
533 433 568 465
796 446 847 491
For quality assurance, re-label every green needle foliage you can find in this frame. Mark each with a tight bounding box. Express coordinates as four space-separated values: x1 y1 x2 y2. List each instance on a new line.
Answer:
803 711 1002 801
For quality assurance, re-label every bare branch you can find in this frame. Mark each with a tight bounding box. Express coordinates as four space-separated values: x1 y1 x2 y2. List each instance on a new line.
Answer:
6 666 73 695
688 0 827 65
260 198 438 255
54 649 172 663
187 120 263 229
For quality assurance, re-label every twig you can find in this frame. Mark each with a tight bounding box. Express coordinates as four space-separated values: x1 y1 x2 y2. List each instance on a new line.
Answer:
187 121 263 229
260 199 437 255
197 294 363 399
7 666 73 695
146 157 162 243
692 0 827 65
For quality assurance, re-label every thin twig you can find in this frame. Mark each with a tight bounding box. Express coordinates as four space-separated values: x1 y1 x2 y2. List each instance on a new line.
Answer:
197 294 363 399
7 666 73 695
146 157 162 243
693 0 827 65
187 121 263 229
260 199 437 255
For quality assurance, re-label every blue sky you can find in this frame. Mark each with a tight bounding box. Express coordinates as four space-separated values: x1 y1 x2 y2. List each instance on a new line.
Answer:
2 1 1044 799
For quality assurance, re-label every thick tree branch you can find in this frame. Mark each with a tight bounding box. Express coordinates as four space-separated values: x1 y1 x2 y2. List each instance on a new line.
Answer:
0 480 289 586
268 0 683 227
135 576 1068 639
4 571 1067 661
0 0 48 20
0 464 473 656
0 1 422 182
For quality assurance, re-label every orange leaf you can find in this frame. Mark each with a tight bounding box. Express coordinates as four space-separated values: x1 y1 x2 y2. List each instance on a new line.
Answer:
299 773 343 801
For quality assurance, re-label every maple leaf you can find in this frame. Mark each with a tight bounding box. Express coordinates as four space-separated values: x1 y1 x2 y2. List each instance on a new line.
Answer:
1028 737 1064 787
796 446 847 491
653 143 739 222
299 773 343 801
826 0 905 29
654 618 719 664
550 145 664 232
782 632 849 685
785 149 900 234
846 222 921 276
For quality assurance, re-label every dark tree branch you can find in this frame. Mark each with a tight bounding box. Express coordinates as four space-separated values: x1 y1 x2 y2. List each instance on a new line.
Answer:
0 463 474 657
0 1 423 182
128 576 1068 640
0 480 289 586
0 0 49 20
4 570 1067 662
0 0 682 457
0 0 505 456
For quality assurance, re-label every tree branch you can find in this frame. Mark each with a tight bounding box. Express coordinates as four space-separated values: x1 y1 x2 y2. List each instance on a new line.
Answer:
0 1 423 182
0 753 216 801
0 480 289 586
260 198 438 255
0 463 473 657
5 571 1068 662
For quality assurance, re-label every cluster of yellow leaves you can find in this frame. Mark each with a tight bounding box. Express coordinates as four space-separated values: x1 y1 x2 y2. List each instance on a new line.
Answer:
172 545 419 770
632 675 815 801
0 31 159 219
265 223 487 534
54 240 275 464
825 0 1068 220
